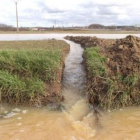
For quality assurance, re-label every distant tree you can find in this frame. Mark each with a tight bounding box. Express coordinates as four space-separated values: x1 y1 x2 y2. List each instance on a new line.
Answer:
0 23 16 31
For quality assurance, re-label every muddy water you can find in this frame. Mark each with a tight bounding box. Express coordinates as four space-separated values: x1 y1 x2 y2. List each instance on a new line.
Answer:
0 40 140 140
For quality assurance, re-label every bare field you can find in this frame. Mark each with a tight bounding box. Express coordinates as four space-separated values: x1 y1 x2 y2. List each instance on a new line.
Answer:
0 29 140 34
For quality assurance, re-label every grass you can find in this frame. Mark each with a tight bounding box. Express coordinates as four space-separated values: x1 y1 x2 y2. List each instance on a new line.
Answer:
0 50 61 82
0 40 69 106
0 70 45 105
84 47 140 110
0 40 66 50
84 47 106 77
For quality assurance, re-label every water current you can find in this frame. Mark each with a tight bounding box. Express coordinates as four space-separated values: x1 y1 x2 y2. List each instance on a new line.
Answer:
0 35 140 140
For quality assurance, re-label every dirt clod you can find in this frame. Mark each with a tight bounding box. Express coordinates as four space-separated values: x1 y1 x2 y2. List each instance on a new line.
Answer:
106 35 140 77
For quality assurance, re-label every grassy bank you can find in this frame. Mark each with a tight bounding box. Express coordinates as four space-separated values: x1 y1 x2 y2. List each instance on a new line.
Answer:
83 37 140 110
0 40 69 106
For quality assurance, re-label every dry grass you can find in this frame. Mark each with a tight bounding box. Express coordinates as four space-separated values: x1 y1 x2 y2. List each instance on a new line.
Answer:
0 39 67 50
0 29 140 34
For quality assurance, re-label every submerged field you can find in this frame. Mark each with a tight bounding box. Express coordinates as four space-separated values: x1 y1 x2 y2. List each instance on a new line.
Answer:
0 40 69 106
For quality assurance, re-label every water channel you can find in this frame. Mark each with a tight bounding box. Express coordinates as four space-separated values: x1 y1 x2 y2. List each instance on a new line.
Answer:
0 34 140 140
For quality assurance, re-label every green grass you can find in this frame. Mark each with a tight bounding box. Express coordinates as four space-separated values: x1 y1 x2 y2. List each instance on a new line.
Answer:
84 47 107 77
0 70 45 105
0 40 69 106
84 47 140 110
0 50 61 82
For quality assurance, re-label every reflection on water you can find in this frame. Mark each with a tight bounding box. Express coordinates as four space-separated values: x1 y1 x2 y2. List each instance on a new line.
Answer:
0 39 140 140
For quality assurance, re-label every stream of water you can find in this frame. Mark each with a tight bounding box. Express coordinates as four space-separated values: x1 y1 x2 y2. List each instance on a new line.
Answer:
0 37 140 140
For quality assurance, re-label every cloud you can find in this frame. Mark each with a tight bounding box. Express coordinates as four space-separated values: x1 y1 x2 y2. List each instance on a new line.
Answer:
37 1 65 14
0 0 140 27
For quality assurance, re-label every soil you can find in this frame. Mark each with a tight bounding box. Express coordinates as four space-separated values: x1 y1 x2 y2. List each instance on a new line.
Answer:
65 35 140 109
105 35 140 76
65 36 114 48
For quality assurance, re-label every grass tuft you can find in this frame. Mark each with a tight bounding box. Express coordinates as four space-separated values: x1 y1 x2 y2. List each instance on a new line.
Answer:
84 47 106 77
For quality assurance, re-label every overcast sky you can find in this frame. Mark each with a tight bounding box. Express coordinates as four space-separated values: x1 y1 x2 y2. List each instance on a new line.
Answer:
0 0 140 27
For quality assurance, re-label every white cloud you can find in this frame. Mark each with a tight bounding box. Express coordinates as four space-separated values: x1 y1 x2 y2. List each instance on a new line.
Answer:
0 0 140 27
118 15 130 20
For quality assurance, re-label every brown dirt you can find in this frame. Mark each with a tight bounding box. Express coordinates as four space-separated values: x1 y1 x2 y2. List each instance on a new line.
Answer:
65 36 114 48
105 35 140 76
66 35 140 77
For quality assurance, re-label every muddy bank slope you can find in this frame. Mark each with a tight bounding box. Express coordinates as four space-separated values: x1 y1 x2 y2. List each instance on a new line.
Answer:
66 35 140 109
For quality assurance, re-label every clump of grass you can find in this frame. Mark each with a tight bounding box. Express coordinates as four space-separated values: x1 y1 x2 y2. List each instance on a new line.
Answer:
0 40 69 106
0 70 45 105
102 75 140 109
84 47 107 77
84 47 140 110
83 47 108 107
0 50 61 82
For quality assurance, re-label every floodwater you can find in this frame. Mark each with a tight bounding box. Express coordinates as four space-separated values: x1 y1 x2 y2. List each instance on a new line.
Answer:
0 35 140 140
0 33 140 41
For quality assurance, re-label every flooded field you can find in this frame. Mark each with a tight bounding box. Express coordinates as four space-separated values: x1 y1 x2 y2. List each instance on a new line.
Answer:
0 35 140 140
0 33 140 41
1 104 140 140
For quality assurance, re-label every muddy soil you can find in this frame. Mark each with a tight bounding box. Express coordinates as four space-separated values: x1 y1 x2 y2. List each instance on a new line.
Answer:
105 35 140 76
65 35 140 109
65 36 114 48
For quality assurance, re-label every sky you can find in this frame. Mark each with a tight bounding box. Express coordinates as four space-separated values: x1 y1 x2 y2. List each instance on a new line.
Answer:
0 0 140 27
